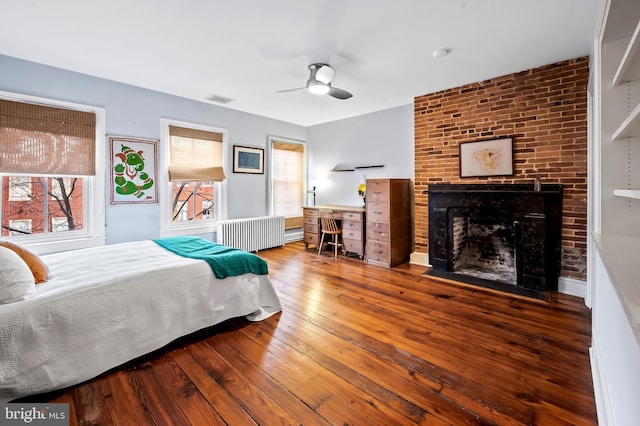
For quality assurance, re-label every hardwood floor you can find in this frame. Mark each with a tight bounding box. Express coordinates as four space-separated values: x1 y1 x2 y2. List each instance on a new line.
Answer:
23 242 597 425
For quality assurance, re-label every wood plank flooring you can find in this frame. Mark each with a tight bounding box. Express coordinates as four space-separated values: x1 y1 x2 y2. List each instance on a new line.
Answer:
21 241 597 425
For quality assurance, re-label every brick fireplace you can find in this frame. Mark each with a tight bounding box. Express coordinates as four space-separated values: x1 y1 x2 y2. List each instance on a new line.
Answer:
427 184 563 299
413 57 589 282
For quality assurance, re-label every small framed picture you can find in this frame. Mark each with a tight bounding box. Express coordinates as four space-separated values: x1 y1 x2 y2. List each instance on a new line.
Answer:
233 145 264 174
459 137 514 177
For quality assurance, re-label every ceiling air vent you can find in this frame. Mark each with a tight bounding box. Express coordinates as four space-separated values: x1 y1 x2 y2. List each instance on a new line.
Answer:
205 94 235 104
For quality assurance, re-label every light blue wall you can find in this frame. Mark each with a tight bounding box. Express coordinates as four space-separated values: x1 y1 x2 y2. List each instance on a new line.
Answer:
0 54 415 245
0 54 306 244
306 105 414 206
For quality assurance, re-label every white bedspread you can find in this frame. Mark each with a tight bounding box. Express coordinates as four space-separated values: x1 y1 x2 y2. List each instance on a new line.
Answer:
0 240 282 401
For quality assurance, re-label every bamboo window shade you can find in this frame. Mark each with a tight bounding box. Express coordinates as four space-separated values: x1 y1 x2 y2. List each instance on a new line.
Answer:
168 125 225 182
0 99 96 175
272 140 304 223
272 141 304 153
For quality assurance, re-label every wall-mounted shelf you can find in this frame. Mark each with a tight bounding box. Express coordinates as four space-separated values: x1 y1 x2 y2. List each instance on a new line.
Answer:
330 163 384 172
614 189 640 199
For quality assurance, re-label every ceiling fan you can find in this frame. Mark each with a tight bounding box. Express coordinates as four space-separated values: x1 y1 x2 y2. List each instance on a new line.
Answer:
277 63 353 100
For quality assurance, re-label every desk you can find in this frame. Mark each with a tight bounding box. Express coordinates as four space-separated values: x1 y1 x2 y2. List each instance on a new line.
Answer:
303 205 365 258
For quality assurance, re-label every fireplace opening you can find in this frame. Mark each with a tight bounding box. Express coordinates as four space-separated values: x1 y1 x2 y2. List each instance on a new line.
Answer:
452 215 516 286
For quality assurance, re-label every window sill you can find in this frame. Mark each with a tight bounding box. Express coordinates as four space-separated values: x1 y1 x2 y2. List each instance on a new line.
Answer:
23 236 107 255
159 223 218 238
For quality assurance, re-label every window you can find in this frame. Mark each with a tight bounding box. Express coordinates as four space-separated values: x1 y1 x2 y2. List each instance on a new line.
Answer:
0 92 106 253
51 217 69 232
50 177 73 199
201 199 213 219
8 176 31 201
160 119 227 236
170 181 214 222
2 176 82 235
270 137 305 229
9 219 31 236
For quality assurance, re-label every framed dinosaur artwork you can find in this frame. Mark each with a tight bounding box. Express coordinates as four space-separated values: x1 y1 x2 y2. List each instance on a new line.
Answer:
109 136 158 204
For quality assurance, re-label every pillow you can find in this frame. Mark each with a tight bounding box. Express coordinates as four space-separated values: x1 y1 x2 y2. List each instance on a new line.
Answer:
0 246 36 304
0 241 48 283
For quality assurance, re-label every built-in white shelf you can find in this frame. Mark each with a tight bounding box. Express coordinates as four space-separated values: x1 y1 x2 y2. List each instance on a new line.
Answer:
593 233 640 345
612 19 640 141
614 189 640 199
613 101 640 140
613 19 640 86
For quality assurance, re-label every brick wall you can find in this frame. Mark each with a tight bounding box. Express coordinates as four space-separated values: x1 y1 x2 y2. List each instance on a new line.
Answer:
414 57 589 280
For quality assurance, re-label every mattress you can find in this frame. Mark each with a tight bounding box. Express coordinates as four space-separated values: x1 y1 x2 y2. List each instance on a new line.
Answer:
0 240 282 401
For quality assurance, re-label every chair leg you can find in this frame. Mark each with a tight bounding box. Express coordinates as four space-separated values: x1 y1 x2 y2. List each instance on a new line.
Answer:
318 233 326 255
334 234 339 258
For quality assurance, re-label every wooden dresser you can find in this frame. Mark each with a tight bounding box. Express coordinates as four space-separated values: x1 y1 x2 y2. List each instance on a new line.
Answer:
365 178 412 267
303 205 366 258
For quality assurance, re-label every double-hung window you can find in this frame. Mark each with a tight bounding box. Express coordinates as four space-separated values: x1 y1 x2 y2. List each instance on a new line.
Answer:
270 137 305 229
160 119 227 236
0 93 105 253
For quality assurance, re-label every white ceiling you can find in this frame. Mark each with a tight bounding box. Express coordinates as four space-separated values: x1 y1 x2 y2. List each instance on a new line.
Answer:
0 0 598 127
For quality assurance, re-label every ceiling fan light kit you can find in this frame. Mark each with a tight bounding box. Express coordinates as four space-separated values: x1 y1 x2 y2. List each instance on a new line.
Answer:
278 63 353 100
308 80 329 95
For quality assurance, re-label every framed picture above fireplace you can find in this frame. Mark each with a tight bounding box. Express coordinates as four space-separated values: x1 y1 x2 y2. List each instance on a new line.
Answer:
459 137 513 177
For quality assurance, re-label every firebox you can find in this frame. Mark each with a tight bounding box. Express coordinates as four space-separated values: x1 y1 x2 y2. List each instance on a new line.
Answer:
426 184 562 299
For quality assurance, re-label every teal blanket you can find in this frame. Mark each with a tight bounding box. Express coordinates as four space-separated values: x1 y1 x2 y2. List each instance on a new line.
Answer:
153 236 268 279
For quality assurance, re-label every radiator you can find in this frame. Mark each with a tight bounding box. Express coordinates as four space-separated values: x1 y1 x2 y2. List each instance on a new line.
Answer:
216 216 285 252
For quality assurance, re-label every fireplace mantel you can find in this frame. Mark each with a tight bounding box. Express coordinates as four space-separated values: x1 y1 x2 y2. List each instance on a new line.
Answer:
425 183 562 195
425 183 563 299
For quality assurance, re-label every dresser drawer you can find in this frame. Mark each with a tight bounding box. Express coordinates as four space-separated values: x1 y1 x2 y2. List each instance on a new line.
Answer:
343 238 364 255
366 181 390 204
304 216 319 225
366 204 390 223
367 222 389 241
367 241 390 262
342 220 362 232
304 208 319 218
304 232 319 245
304 224 319 234
342 229 362 240
342 211 363 220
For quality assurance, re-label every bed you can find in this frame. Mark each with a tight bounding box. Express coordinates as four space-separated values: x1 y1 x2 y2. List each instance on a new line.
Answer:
0 236 282 402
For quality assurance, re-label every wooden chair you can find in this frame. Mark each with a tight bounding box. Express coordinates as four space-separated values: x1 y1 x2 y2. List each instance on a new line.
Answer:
318 210 342 258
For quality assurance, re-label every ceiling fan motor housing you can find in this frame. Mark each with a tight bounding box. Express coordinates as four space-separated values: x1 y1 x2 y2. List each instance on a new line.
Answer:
309 63 335 84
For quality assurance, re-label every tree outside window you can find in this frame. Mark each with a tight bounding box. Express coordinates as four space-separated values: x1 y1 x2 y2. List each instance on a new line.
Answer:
171 181 214 222
1 176 83 236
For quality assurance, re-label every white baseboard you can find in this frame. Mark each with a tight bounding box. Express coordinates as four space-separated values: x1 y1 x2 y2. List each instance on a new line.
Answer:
590 334 613 426
410 251 429 266
285 231 303 243
558 276 587 299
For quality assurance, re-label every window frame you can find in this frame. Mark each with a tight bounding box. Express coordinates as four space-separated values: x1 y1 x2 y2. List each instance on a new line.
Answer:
159 118 228 237
268 135 307 226
0 91 106 254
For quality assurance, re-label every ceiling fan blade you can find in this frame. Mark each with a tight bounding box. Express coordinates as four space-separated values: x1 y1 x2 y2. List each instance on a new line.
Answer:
328 86 352 100
276 87 307 93
315 65 335 84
